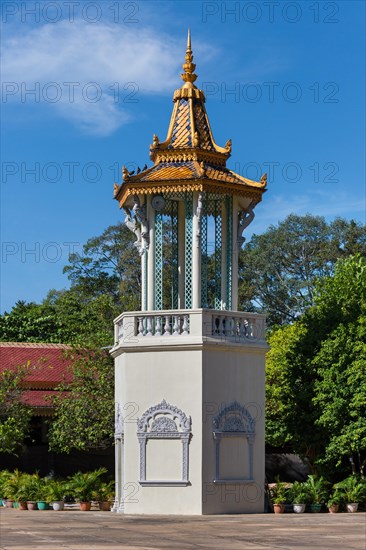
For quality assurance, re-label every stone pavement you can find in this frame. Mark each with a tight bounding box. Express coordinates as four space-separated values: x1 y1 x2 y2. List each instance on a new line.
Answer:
0 509 365 550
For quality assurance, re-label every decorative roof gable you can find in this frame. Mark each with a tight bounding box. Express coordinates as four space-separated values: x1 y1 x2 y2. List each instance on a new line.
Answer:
114 31 267 208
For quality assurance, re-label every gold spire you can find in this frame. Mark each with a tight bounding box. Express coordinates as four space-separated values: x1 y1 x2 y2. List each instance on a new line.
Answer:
181 28 197 85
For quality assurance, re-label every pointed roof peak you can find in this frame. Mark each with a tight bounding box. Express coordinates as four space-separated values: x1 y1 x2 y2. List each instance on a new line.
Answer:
181 28 197 85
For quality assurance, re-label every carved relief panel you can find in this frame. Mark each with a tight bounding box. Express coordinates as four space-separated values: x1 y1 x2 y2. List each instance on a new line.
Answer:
137 399 192 486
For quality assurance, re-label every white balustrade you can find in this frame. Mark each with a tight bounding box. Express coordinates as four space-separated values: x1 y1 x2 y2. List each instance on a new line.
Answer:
113 309 265 346
210 312 264 341
117 321 124 343
164 316 172 336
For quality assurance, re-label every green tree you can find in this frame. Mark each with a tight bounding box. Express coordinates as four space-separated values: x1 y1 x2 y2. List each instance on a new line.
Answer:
0 222 139 347
47 349 114 453
239 215 366 325
266 322 324 469
266 256 366 477
42 289 119 347
312 256 366 476
0 366 32 454
0 292 118 348
0 300 58 343
63 221 140 312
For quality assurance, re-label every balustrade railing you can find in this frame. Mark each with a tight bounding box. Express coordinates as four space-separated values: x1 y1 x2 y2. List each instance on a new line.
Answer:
136 313 190 337
211 313 262 341
114 309 266 346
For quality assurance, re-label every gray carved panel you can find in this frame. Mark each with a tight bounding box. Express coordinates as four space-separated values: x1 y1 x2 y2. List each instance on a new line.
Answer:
137 399 191 486
213 401 255 483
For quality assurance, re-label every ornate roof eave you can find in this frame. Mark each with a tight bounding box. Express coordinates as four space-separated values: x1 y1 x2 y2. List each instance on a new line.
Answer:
113 31 269 209
114 176 266 208
150 147 230 167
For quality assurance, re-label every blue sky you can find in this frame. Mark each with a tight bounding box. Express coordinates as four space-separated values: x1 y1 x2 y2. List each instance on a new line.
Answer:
1 0 365 313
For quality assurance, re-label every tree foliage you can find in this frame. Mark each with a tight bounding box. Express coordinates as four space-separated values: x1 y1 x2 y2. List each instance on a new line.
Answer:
0 366 32 455
239 216 366 325
63 222 140 311
266 256 366 476
1 214 365 470
47 349 114 453
0 223 139 347
312 256 366 475
266 321 324 467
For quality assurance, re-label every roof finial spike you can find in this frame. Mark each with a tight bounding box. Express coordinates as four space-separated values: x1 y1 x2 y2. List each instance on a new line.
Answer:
187 28 191 50
181 29 197 85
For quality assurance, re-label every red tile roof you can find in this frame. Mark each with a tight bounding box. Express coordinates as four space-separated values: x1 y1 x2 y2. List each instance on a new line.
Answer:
21 389 58 408
0 342 73 389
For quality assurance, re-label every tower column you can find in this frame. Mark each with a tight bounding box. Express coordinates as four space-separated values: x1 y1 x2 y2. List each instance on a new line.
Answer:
220 201 227 310
141 252 147 311
147 197 155 311
231 196 239 311
192 192 201 309
178 201 185 309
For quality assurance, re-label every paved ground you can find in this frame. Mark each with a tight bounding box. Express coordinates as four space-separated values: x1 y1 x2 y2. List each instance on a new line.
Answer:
0 509 365 550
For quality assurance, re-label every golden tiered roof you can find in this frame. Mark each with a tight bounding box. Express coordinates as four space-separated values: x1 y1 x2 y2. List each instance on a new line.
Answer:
114 31 267 207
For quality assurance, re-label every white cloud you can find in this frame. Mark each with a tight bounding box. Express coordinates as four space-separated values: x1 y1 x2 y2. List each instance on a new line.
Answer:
2 21 193 135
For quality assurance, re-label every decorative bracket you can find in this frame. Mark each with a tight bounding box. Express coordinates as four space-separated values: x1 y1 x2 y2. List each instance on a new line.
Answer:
237 201 255 250
195 192 203 247
124 196 150 256
115 402 124 440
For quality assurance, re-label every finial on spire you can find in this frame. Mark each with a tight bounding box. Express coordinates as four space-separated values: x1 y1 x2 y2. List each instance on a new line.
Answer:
181 29 197 85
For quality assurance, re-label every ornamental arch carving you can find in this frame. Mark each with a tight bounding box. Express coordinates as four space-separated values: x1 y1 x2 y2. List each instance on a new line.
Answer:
213 401 256 483
137 399 192 486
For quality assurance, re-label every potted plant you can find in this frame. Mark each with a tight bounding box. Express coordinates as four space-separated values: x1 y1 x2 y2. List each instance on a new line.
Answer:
45 479 67 511
0 470 11 508
93 480 115 511
14 476 32 511
327 490 342 513
36 478 49 510
269 477 287 514
290 481 309 514
17 473 42 510
335 476 366 513
68 468 107 511
303 475 328 512
3 469 24 509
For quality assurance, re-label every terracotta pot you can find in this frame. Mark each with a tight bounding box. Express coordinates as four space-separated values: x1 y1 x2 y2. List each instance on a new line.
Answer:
79 502 91 511
52 501 64 511
5 500 14 508
273 503 285 514
328 504 339 513
346 503 358 513
18 501 28 510
98 501 111 511
27 501 37 511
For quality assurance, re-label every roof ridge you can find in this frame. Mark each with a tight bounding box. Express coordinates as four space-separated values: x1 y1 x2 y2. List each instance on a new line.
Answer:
0 342 71 349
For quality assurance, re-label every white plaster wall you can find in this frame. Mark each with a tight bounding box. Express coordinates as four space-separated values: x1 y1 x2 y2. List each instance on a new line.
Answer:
114 340 266 515
146 439 182 480
201 346 266 514
115 348 203 515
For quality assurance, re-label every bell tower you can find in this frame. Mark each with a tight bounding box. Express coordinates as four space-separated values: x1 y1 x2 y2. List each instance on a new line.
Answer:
111 32 268 515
